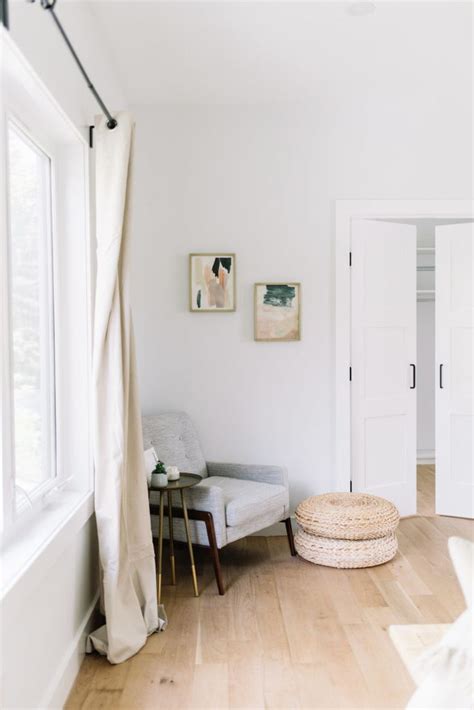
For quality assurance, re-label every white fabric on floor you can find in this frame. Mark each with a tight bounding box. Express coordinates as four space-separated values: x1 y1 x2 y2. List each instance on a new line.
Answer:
87 112 166 664
406 537 473 708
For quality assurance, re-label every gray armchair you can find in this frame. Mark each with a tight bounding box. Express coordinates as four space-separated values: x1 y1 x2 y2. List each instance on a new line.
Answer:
143 412 296 594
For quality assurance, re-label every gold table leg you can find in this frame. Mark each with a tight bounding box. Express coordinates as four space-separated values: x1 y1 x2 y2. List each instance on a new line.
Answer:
180 489 199 597
168 491 176 585
157 491 165 604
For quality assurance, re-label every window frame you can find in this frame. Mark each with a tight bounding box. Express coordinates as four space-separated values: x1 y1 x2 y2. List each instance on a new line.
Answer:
5 117 58 518
0 30 93 542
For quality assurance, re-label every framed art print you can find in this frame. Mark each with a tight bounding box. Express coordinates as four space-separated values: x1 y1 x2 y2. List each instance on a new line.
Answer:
190 253 236 312
254 282 301 341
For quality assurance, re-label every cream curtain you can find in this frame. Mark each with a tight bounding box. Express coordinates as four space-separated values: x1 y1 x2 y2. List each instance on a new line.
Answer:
87 112 166 664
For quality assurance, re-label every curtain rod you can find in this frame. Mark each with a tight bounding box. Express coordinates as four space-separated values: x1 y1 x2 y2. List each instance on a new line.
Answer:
28 0 117 130
1 0 9 29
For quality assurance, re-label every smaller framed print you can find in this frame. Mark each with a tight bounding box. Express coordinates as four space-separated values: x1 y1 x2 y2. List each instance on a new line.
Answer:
254 283 301 341
190 253 236 312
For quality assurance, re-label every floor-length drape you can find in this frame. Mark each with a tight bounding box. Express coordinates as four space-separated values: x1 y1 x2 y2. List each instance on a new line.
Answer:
87 112 166 664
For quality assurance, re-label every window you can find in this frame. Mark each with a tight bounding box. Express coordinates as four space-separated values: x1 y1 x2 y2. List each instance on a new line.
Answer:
7 123 57 511
1 33 92 548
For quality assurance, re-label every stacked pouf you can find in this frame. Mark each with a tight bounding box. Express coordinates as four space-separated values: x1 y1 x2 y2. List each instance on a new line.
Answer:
295 493 400 568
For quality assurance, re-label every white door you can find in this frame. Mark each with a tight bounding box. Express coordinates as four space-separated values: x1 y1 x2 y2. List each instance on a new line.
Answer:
436 223 474 518
351 220 417 516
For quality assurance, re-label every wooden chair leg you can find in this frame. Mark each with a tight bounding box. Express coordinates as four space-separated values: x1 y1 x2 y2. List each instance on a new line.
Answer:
284 517 297 556
204 512 225 595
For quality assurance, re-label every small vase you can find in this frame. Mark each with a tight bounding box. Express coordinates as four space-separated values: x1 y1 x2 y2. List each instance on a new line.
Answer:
151 472 168 488
166 465 180 481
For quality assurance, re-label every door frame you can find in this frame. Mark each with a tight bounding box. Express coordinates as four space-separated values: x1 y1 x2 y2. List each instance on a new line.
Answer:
334 199 474 494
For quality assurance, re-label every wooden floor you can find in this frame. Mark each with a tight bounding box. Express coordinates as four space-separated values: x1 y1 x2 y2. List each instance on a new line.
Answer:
416 463 436 517
67 466 472 709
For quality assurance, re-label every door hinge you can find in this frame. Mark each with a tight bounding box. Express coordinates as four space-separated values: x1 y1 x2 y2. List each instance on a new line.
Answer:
349 251 352 266
349 366 352 381
89 125 94 149
350 480 353 493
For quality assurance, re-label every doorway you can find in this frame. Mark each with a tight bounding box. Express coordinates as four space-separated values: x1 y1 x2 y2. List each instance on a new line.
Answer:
335 200 474 519
416 224 436 516
389 217 472 517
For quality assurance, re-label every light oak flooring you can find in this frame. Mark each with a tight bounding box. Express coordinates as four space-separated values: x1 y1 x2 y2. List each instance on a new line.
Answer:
416 463 435 517
67 466 472 709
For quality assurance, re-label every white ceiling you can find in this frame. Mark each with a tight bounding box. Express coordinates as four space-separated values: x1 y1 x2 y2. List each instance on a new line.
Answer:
75 1 472 104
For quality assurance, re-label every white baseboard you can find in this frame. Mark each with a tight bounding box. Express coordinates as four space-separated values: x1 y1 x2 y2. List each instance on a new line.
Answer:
40 589 100 709
417 450 435 465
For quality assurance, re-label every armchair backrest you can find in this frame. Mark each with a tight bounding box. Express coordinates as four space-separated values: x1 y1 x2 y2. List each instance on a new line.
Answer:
142 412 208 478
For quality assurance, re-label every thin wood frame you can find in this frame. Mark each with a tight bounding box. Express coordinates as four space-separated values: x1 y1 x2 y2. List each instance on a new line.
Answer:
189 253 236 312
254 282 301 342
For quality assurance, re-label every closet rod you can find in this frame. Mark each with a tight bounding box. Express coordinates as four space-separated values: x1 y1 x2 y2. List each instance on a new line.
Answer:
417 289 435 302
27 0 117 130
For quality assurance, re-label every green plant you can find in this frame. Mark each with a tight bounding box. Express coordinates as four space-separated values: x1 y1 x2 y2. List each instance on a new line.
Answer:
152 460 166 475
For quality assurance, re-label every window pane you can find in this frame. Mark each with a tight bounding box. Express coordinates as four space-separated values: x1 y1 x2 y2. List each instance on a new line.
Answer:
7 124 55 507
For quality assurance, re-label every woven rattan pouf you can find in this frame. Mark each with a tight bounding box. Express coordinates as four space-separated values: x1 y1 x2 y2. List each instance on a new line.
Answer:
295 528 398 568
295 492 399 568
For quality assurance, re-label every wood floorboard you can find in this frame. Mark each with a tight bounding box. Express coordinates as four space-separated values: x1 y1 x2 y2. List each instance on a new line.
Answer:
66 465 472 709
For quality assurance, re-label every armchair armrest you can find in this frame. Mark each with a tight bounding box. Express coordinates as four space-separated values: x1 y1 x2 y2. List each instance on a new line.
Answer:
206 462 288 488
185 481 226 515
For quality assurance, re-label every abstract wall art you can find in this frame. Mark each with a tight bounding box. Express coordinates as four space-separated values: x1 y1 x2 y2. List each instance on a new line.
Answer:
190 253 236 312
254 282 301 341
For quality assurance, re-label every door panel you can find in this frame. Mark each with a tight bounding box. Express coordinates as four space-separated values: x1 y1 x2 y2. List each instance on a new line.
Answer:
364 415 407 489
451 328 472 399
436 223 474 518
351 220 417 516
365 328 407 398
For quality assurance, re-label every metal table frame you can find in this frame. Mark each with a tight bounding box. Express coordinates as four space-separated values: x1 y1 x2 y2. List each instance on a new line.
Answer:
149 473 201 603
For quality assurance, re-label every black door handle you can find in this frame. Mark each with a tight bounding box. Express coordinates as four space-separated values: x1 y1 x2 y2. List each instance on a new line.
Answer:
440 364 444 389
410 364 416 389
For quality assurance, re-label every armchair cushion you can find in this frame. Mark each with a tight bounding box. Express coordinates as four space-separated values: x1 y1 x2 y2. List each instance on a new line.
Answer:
199 475 288 528
207 461 287 488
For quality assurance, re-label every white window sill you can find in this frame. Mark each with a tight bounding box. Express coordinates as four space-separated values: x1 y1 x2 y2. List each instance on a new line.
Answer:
0 490 94 606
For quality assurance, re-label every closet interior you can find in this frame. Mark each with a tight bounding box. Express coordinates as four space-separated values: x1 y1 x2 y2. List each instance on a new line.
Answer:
416 226 436 514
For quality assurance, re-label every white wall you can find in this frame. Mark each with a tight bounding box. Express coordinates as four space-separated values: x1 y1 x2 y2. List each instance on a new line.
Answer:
2 4 125 708
130 81 472 508
1 516 98 709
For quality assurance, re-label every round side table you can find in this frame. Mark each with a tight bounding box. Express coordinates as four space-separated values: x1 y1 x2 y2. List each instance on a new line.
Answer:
149 473 201 603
